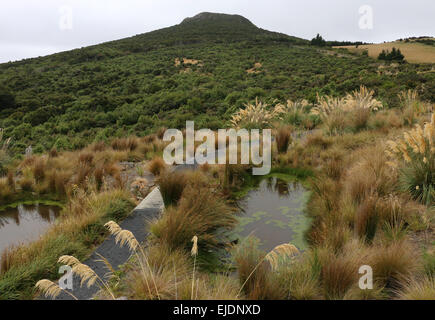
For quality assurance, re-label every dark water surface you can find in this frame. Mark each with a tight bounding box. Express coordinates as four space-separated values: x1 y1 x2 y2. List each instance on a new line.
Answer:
0 204 61 255
235 177 311 252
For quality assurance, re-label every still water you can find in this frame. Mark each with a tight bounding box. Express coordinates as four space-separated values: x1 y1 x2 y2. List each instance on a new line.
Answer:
0 204 61 255
235 177 311 252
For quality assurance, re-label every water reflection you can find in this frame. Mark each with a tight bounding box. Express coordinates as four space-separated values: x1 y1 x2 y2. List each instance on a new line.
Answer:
0 204 61 256
235 177 311 252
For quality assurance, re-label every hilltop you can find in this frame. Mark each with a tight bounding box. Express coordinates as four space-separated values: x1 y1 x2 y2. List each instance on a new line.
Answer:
0 12 434 155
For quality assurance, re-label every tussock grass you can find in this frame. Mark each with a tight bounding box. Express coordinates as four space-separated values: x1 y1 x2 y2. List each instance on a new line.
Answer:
274 126 292 154
111 137 138 151
232 238 283 299
147 157 167 176
150 185 236 252
157 172 188 207
398 276 435 300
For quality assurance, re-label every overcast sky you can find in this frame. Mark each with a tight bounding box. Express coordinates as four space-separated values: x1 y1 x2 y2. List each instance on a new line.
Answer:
1 0 434 63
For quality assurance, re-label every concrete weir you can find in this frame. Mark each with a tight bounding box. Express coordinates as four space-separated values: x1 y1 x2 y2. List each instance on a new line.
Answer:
55 188 164 300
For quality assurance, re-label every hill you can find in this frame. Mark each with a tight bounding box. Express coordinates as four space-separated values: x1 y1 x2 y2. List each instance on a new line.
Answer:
0 12 434 154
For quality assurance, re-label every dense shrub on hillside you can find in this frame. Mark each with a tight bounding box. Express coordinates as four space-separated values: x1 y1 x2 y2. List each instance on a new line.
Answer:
0 15 433 155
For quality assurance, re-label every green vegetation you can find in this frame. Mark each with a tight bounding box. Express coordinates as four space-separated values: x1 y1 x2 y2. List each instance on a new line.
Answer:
0 13 434 301
378 47 405 62
0 13 434 157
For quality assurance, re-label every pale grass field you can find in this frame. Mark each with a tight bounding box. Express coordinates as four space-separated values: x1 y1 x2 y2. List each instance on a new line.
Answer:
335 40 435 64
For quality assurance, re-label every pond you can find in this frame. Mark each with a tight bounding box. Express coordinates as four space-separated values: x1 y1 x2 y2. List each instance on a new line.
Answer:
234 176 311 252
0 203 61 256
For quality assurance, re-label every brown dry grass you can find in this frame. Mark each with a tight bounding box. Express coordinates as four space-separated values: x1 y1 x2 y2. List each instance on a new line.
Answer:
335 42 435 64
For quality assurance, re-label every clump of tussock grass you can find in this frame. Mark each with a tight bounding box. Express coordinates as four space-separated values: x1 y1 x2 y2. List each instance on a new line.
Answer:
397 276 435 300
147 157 167 177
125 243 191 300
90 141 107 152
273 251 321 300
78 152 94 165
368 109 403 132
317 240 369 300
344 145 396 205
150 185 236 253
32 157 46 183
368 240 422 291
232 237 284 299
49 148 58 158
274 125 292 154
157 171 189 207
111 137 138 151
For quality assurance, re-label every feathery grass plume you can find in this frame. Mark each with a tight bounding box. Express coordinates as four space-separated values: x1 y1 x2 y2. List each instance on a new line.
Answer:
265 243 300 271
104 221 160 299
58 255 80 267
275 99 316 128
230 97 282 129
386 113 434 204
104 221 139 251
345 85 383 111
58 255 116 299
191 236 198 257
312 87 382 134
311 94 347 118
72 263 99 288
398 89 428 114
35 279 78 300
191 236 198 300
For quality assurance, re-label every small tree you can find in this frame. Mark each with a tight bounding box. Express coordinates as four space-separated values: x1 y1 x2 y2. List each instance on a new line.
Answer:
378 47 405 62
311 34 326 47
